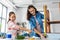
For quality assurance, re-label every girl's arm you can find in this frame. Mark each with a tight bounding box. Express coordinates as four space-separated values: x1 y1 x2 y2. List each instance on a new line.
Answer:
34 28 44 38
15 25 32 33
19 27 32 33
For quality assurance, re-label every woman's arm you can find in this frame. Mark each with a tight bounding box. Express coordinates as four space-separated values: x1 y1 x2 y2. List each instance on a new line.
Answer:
34 28 44 38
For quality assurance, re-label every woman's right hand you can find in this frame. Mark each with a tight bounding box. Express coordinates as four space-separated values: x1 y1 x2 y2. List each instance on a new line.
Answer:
40 34 46 39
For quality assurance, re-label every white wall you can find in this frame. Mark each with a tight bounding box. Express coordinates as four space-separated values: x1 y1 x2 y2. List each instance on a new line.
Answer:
15 8 27 23
15 7 31 29
49 8 60 33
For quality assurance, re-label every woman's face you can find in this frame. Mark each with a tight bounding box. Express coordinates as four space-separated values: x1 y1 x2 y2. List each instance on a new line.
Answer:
29 8 36 16
9 14 16 21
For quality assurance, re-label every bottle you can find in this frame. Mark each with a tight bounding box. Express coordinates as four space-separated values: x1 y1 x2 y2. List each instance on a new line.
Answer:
6 28 12 40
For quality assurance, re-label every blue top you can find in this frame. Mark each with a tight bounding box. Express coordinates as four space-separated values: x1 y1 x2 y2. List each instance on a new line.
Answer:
29 11 44 37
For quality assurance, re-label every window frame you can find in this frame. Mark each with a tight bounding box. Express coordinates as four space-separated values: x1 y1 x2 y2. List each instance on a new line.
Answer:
0 2 8 33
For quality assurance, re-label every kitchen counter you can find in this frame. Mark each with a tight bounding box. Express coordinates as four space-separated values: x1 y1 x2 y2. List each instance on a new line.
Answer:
0 38 60 40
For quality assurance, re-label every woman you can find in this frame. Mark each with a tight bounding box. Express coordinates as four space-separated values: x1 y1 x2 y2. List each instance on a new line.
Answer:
27 5 44 38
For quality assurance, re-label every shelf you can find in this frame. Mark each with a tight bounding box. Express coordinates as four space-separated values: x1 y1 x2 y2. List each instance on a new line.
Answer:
43 21 60 24
47 21 60 24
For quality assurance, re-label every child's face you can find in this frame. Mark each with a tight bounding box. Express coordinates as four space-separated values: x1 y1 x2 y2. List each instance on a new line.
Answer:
9 14 16 21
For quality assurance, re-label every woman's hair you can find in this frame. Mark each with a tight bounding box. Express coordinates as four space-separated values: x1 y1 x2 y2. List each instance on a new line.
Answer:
27 5 37 20
8 12 15 22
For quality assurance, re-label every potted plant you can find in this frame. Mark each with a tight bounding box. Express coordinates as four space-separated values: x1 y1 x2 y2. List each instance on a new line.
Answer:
16 33 25 40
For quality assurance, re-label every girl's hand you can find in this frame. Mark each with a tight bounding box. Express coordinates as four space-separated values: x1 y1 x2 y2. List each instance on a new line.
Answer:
27 30 32 33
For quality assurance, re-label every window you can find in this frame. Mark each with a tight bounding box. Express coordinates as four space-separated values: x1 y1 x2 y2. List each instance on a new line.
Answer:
0 3 2 24
0 3 2 17
2 6 7 18
0 3 8 33
1 20 6 32
1 6 7 32
0 19 1 26
0 18 1 23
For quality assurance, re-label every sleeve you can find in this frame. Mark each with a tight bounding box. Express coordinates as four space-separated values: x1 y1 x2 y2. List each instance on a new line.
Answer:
29 20 35 30
8 22 16 28
40 13 44 19
38 12 44 19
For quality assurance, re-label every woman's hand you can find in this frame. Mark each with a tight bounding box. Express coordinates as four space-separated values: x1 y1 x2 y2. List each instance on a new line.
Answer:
34 28 45 38
39 34 45 38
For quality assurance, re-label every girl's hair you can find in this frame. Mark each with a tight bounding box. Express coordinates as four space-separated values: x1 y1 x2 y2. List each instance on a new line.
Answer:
27 5 37 20
8 12 15 22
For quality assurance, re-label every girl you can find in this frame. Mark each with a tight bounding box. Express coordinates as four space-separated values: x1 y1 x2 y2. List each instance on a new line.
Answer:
7 12 31 39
